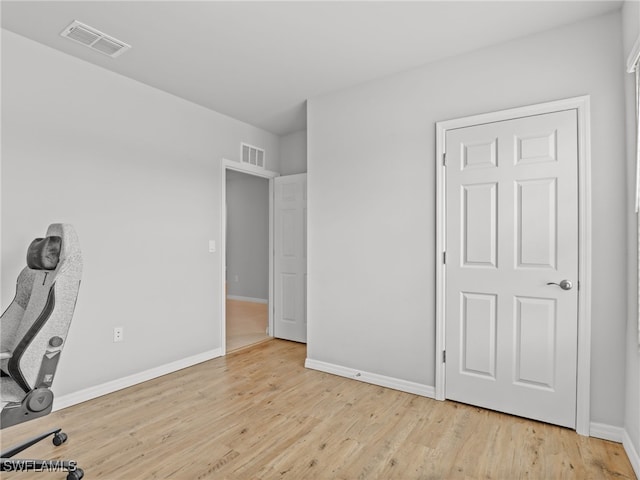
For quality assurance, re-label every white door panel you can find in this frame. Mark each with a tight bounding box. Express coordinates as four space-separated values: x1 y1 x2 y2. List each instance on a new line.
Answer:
445 110 578 428
274 174 307 343
462 182 497 267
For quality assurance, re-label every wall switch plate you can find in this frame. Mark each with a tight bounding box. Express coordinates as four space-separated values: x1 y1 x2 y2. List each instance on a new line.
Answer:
208 240 216 253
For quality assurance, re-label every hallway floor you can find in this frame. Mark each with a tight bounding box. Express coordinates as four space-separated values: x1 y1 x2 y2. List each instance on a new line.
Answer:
226 298 269 352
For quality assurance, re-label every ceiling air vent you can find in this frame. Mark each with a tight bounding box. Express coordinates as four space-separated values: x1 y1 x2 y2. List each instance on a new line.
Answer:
241 143 265 169
60 20 131 58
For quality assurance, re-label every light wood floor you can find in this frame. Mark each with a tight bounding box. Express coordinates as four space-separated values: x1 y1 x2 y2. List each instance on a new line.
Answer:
226 299 269 352
1 340 634 479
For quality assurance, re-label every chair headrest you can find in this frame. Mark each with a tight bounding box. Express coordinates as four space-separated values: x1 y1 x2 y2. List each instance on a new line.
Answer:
26 236 62 270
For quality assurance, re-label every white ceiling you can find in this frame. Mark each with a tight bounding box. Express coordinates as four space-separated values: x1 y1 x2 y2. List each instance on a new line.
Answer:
1 1 623 136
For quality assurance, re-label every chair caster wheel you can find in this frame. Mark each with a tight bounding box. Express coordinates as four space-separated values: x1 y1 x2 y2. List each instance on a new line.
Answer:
53 432 68 446
67 467 84 479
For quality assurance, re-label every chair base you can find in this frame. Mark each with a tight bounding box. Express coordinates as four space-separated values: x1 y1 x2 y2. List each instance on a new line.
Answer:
0 427 83 479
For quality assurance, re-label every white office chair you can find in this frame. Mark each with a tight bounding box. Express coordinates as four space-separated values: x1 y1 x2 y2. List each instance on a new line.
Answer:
0 224 84 480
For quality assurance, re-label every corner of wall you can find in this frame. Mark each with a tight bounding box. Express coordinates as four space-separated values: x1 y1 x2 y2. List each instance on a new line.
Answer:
623 428 640 479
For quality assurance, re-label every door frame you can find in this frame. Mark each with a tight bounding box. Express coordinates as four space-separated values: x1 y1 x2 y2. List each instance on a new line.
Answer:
219 158 279 356
434 96 592 436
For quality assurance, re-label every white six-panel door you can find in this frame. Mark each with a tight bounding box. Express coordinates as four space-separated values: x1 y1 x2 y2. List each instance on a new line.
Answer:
445 110 579 428
274 174 307 343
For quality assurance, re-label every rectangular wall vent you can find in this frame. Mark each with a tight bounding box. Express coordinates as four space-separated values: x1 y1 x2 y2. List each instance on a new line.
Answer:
60 20 131 58
241 143 265 169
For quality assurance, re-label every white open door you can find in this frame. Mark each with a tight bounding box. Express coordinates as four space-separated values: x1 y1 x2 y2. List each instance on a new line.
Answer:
444 109 579 428
274 174 307 343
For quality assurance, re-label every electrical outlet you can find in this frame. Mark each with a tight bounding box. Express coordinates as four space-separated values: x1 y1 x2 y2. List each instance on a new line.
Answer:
113 326 124 343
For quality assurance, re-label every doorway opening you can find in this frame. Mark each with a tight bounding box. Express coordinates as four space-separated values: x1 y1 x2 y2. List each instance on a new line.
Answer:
220 160 278 354
225 169 270 352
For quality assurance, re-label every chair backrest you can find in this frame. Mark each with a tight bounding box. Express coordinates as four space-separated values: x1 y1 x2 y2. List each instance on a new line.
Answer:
1 224 82 393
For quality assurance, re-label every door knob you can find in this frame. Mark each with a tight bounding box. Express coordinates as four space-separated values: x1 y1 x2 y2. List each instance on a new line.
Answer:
547 280 573 290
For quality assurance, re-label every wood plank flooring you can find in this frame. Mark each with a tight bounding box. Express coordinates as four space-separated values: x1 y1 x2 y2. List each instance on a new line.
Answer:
226 299 269 352
1 340 635 479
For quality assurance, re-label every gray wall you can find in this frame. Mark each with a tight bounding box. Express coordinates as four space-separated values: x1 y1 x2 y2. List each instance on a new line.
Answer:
279 129 307 174
226 170 269 301
1 29 280 397
623 0 640 461
307 11 627 427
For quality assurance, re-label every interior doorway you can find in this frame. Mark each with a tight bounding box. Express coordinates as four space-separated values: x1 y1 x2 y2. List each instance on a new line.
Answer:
222 163 277 353
226 169 269 351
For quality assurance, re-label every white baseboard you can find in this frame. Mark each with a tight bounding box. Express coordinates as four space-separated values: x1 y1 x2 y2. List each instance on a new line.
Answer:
53 348 223 411
304 357 435 398
590 422 640 478
623 429 640 479
590 422 625 442
226 295 268 304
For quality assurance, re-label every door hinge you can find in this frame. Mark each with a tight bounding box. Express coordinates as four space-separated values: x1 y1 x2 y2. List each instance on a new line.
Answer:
442 153 447 166
443 252 447 264
442 350 446 363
